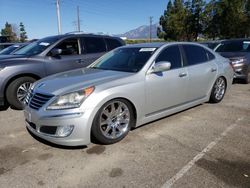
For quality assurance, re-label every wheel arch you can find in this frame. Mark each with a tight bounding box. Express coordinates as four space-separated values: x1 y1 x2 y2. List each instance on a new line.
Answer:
4 73 41 98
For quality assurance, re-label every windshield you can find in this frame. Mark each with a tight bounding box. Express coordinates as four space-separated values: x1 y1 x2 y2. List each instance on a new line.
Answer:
91 47 157 73
13 37 60 55
215 41 250 53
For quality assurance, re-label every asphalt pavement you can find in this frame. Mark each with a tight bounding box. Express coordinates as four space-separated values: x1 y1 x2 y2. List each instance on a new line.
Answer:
0 83 249 188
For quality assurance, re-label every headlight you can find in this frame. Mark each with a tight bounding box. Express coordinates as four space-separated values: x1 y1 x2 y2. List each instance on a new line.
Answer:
47 86 94 110
231 58 245 67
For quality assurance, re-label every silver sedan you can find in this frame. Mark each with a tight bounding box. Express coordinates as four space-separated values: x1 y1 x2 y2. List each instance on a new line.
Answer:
24 42 234 146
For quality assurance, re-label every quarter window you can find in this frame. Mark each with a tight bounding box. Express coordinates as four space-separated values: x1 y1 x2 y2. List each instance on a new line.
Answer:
54 38 79 55
156 45 182 69
84 37 106 53
183 45 208 65
206 50 215 61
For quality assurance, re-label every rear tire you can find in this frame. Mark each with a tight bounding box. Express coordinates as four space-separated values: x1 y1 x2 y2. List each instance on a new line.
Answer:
209 77 227 103
91 99 135 145
6 77 36 110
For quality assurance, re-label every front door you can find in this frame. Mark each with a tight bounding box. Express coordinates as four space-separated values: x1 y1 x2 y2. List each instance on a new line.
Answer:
145 45 188 115
45 37 87 75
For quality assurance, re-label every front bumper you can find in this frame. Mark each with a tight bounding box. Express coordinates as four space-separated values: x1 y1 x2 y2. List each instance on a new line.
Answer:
233 64 248 80
24 107 96 146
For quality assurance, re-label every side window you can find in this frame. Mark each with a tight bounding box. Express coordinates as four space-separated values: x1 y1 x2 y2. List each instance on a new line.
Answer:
105 38 122 51
55 38 79 55
155 45 182 69
183 45 208 66
205 49 215 61
84 37 106 53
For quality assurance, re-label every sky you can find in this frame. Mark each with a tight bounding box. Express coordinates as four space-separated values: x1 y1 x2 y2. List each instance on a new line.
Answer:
0 0 169 39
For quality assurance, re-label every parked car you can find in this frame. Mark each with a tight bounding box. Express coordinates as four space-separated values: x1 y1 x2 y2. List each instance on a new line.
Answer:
0 36 9 43
214 39 250 84
199 41 222 50
0 33 125 109
0 43 15 51
24 42 234 146
0 43 27 55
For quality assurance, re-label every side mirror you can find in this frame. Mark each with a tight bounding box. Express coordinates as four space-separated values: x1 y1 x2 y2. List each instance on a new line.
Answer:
149 61 171 74
50 48 62 57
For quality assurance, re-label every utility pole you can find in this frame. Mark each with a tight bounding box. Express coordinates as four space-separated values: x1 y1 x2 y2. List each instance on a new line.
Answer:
149 16 153 42
77 6 80 32
56 0 62 34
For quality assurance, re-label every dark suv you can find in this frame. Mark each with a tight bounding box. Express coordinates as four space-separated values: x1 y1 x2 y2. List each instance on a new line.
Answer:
0 33 125 109
214 39 250 84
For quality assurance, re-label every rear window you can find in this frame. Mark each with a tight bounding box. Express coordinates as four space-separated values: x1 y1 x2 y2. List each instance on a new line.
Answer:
215 41 250 52
183 45 208 66
84 37 106 53
105 38 122 51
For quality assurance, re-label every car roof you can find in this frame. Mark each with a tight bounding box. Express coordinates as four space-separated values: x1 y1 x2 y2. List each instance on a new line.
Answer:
220 38 250 43
125 42 167 48
46 33 121 40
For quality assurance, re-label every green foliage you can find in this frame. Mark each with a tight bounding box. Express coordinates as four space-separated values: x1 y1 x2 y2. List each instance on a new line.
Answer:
19 22 27 42
1 22 28 42
158 0 250 41
1 22 17 42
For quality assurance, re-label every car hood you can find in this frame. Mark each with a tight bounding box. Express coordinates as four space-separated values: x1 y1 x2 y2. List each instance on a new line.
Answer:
34 68 134 95
0 54 26 60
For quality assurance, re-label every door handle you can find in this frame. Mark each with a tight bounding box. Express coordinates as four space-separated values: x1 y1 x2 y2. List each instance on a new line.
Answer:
179 72 187 77
211 68 217 72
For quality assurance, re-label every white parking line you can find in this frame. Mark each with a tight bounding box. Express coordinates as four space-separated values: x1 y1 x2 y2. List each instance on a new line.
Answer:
162 117 244 188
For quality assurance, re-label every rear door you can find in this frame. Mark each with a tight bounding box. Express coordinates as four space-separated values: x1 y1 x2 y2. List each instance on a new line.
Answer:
45 37 86 75
105 38 123 51
80 36 107 65
181 44 218 101
145 45 188 115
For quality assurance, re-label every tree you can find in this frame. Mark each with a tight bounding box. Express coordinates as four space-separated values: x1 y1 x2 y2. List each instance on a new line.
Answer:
157 0 175 40
245 0 250 37
1 22 18 42
158 0 188 41
218 0 247 38
19 22 27 42
183 0 193 41
158 0 250 41
190 0 205 41
203 0 221 39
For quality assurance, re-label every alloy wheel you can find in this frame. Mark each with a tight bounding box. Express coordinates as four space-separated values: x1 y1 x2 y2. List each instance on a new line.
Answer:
99 101 130 139
16 82 32 103
214 77 226 101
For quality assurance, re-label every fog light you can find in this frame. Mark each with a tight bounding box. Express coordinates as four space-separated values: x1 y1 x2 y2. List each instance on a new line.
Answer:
56 125 74 137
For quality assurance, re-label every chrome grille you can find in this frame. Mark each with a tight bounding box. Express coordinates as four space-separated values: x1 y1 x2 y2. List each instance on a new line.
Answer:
25 90 54 110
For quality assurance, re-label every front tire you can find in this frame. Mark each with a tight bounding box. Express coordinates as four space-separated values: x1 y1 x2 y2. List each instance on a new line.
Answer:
91 99 135 145
209 77 227 103
6 77 36 110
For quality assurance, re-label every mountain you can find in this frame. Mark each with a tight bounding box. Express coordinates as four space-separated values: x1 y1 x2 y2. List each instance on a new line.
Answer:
116 24 158 39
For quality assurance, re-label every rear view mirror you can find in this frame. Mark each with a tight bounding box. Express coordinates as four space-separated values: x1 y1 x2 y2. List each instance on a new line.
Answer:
50 48 62 57
149 61 171 74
